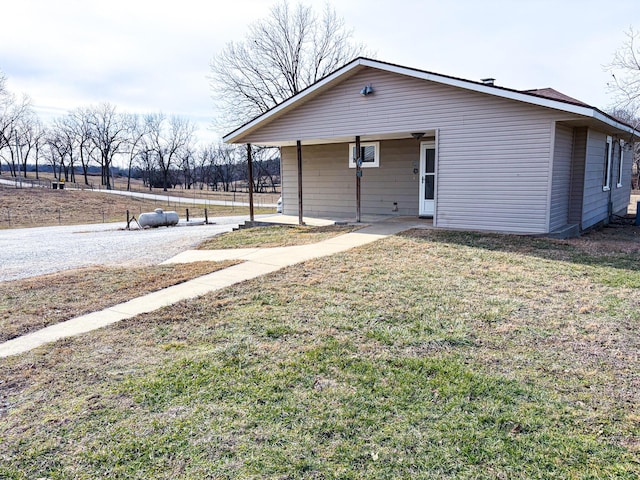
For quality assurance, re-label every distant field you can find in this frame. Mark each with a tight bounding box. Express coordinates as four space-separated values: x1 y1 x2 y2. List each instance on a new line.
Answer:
0 186 274 229
5 172 280 206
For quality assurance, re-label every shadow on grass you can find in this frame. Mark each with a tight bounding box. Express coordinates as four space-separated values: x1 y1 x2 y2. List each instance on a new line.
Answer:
398 225 640 275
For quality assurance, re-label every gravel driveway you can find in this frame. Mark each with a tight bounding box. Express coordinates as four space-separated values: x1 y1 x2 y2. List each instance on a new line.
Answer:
0 216 252 282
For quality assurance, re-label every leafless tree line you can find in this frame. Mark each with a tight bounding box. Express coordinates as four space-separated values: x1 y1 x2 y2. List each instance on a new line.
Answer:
607 27 640 189
0 81 279 193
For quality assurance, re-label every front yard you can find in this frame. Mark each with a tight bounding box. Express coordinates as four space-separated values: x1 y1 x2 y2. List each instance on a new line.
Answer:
1 224 639 478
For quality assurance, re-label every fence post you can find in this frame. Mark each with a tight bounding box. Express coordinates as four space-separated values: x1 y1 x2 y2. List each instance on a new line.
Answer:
204 209 208 224
186 208 189 222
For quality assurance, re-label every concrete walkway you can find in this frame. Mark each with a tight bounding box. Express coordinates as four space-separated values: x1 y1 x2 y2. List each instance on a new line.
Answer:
0 220 422 358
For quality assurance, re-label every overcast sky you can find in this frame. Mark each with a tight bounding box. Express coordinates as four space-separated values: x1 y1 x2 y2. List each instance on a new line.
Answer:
1 0 639 145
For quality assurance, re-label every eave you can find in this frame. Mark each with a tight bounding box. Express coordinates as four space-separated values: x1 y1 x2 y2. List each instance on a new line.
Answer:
223 57 640 145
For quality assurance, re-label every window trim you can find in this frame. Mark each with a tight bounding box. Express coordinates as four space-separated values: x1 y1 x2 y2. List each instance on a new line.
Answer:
616 140 625 188
603 135 612 191
348 141 380 168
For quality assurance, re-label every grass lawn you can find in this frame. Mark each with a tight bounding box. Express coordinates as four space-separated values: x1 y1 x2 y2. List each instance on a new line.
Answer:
0 225 639 478
198 224 360 249
0 262 238 343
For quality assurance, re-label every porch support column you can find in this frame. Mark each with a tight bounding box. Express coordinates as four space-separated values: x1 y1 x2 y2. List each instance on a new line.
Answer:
297 140 304 225
355 135 362 223
246 143 254 222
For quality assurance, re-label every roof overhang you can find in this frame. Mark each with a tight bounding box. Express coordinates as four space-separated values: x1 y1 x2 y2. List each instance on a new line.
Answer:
260 130 438 148
223 57 640 145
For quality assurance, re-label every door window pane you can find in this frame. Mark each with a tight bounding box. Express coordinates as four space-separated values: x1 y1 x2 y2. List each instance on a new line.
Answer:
425 149 435 173
425 175 435 200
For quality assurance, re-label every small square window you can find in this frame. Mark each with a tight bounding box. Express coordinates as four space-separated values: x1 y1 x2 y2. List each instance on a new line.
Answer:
349 142 380 168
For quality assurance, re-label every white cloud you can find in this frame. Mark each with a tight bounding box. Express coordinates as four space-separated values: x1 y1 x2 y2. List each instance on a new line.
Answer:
2 0 639 144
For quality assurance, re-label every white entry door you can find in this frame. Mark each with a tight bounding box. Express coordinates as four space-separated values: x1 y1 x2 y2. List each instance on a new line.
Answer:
419 142 436 216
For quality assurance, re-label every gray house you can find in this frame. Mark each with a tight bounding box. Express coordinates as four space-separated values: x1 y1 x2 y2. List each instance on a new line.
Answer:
224 58 639 235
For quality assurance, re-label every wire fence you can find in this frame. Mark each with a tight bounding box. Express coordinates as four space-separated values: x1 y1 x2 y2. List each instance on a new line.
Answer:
0 203 263 229
2 175 280 205
1 176 279 229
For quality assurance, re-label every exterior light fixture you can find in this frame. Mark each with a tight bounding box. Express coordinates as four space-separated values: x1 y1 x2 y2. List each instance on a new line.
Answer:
411 132 425 140
360 84 374 96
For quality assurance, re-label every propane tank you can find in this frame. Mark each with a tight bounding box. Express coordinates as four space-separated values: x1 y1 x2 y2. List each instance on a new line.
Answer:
138 208 179 228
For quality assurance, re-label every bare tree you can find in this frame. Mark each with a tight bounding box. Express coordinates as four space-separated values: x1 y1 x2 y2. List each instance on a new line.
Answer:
0 71 9 158
16 113 44 178
143 113 196 191
137 148 157 191
30 120 46 179
197 143 240 192
65 107 98 186
215 143 241 192
123 113 148 191
249 147 280 193
0 89 31 177
209 1 368 128
54 115 88 183
608 29 640 190
609 107 640 189
0 71 6 98
88 103 128 189
45 124 73 181
608 28 640 112
179 146 197 189
196 144 216 190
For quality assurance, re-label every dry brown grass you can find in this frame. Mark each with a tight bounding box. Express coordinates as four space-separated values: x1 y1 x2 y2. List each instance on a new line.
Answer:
197 224 360 249
566 221 640 256
0 261 238 342
0 186 271 229
0 224 639 477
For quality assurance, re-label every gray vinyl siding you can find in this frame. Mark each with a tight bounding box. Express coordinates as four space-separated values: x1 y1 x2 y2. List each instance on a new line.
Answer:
281 140 421 218
582 129 611 229
245 68 574 146
549 124 573 232
568 127 587 225
435 121 553 234
247 68 585 234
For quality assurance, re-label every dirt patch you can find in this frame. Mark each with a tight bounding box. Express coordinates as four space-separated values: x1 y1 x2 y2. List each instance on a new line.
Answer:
565 222 640 256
